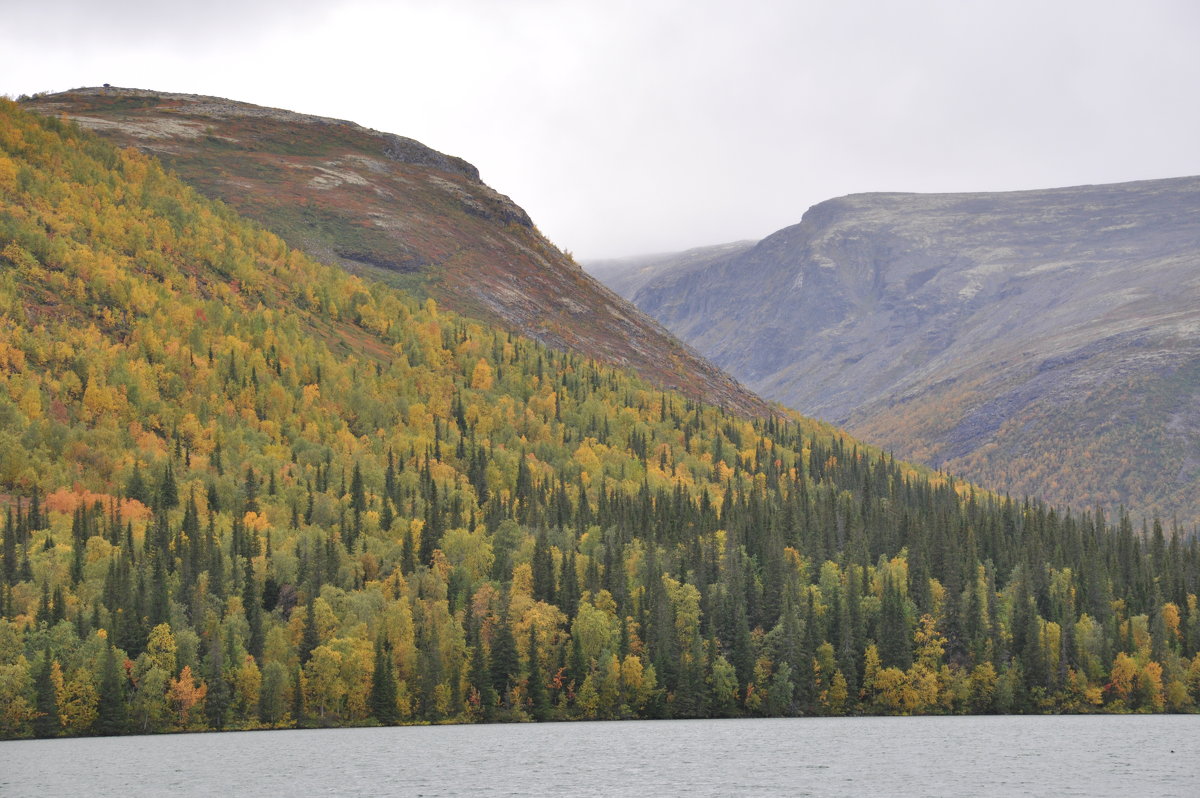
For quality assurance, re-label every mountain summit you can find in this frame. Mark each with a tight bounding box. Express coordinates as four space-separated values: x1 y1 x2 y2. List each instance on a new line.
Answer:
606 177 1200 525
24 87 767 417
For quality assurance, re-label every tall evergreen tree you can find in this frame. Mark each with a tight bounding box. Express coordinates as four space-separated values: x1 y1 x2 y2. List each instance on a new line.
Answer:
158 462 179 510
96 640 127 736
32 647 60 738
299 596 320 666
204 635 229 731
527 626 550 721
532 529 555 604
243 559 264 663
879 574 912 670
369 636 400 725
490 609 520 708
125 462 149 506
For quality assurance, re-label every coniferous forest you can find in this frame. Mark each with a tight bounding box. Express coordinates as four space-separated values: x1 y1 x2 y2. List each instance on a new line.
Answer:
2 100 1199 739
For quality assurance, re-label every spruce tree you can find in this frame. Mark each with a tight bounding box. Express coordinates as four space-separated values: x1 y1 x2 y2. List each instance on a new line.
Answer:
32 647 60 738
369 637 399 725
559 548 580 618
125 462 148 506
244 559 264 663
468 622 497 721
204 635 229 731
243 465 259 514
349 462 366 518
96 639 127 736
292 665 306 728
490 610 520 708
527 626 550 721
879 574 913 670
158 462 179 510
36 580 53 627
2 508 15 584
379 498 394 534
51 586 67 626
532 529 555 604
299 596 320 665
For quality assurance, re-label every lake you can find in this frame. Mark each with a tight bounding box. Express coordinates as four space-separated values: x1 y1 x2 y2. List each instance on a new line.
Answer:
2 715 1197 797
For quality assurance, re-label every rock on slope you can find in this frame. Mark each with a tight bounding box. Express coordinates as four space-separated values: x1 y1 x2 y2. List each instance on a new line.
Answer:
25 87 767 417
615 177 1200 525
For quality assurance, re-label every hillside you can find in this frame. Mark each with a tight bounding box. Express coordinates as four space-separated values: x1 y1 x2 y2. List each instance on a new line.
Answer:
1 101 1198 740
21 87 767 418
614 178 1200 527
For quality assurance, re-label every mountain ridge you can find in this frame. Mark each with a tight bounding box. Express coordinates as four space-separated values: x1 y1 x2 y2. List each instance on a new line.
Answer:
584 240 758 299
602 176 1200 526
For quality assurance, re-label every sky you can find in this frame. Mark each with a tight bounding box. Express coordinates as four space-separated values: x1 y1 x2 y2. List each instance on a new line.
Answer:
4 0 1200 259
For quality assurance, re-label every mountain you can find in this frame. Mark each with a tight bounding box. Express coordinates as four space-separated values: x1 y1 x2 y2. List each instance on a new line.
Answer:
3 99 1196 737
583 240 756 299
21 87 767 417
609 178 1200 527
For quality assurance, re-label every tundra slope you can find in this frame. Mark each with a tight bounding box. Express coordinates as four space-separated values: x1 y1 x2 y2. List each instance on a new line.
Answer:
617 177 1200 526
585 240 756 299
24 87 767 417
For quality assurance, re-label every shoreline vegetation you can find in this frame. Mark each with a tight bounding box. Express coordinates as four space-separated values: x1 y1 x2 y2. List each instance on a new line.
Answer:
1 100 1198 740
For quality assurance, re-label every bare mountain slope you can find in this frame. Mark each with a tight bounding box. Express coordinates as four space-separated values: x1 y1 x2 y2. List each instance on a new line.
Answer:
584 240 756 299
617 178 1200 524
25 87 767 417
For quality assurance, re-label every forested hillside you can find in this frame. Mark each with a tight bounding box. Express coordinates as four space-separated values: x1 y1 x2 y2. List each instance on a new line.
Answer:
1 101 1199 739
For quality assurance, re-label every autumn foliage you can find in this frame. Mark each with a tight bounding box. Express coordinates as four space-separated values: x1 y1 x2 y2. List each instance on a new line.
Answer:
1 100 1199 738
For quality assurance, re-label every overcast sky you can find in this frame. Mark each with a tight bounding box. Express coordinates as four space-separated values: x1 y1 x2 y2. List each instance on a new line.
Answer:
4 0 1200 259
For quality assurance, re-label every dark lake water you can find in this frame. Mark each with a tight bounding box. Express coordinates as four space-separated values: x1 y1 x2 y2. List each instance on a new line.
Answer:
2 715 1197 797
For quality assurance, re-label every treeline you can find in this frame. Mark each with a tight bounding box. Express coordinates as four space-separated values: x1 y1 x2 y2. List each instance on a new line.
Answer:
1 100 1199 738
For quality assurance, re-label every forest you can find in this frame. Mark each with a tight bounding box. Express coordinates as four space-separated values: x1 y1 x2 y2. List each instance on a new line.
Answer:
1 99 1199 738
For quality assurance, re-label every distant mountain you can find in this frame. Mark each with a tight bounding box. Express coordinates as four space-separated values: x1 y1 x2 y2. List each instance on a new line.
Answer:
608 178 1200 526
583 241 756 299
23 87 767 417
